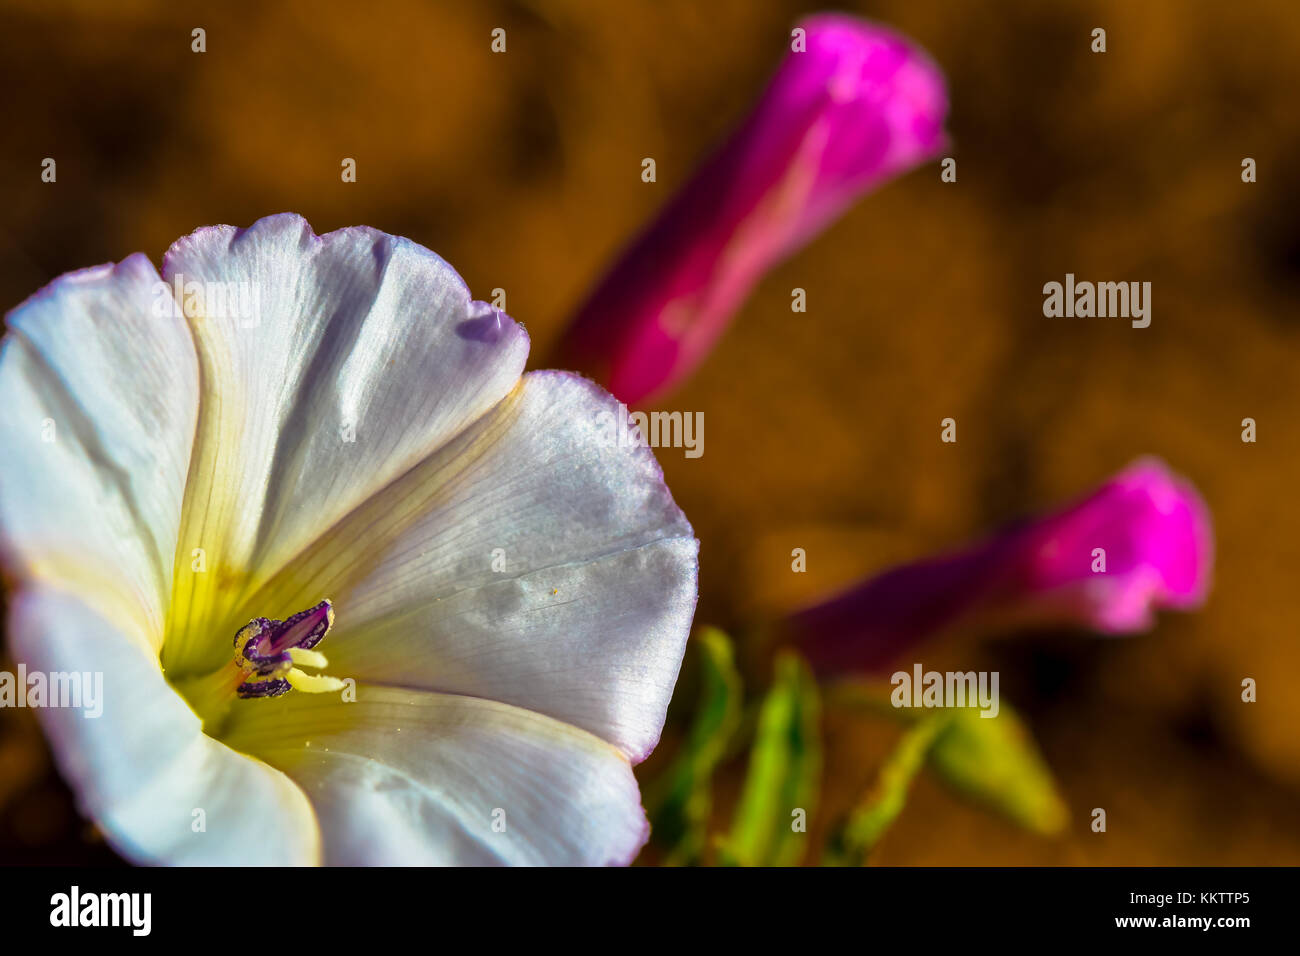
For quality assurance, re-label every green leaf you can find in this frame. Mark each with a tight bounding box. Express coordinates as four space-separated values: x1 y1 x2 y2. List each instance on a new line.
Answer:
928 704 1068 835
825 713 949 866
644 627 743 865
726 651 821 866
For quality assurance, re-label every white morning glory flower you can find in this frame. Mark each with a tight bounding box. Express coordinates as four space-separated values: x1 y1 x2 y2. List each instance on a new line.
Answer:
0 213 699 865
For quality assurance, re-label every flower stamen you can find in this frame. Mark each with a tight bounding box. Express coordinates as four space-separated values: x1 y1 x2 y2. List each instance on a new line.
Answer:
287 647 330 669
233 600 342 699
285 668 346 694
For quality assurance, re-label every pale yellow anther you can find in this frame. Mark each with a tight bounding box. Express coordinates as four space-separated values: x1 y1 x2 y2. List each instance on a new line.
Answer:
288 647 330 669
285 668 346 694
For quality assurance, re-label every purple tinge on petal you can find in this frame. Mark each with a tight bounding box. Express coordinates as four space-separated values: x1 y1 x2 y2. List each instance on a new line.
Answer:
786 458 1214 676
456 304 507 344
553 15 948 404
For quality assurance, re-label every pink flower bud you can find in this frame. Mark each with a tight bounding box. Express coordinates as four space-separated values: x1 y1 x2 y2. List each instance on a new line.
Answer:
787 459 1214 675
555 15 949 403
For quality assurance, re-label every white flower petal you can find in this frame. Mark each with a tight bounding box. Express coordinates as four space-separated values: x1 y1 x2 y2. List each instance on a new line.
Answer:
223 685 648 866
0 256 198 649
239 371 699 762
9 588 320 865
161 214 529 672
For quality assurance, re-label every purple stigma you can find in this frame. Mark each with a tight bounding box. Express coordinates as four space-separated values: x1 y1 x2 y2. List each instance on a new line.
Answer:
237 677 292 699
233 600 334 699
270 601 334 653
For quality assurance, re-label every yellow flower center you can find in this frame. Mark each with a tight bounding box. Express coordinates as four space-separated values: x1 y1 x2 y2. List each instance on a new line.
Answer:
173 599 344 732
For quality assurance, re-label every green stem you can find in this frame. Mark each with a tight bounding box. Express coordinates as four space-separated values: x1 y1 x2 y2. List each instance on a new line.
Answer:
825 712 952 865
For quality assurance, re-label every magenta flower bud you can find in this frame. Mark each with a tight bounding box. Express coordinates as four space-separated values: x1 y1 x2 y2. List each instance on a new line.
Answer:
786 459 1214 675
555 15 949 403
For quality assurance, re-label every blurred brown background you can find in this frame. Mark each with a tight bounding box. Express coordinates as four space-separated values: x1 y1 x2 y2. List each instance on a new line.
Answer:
1 0 1298 864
